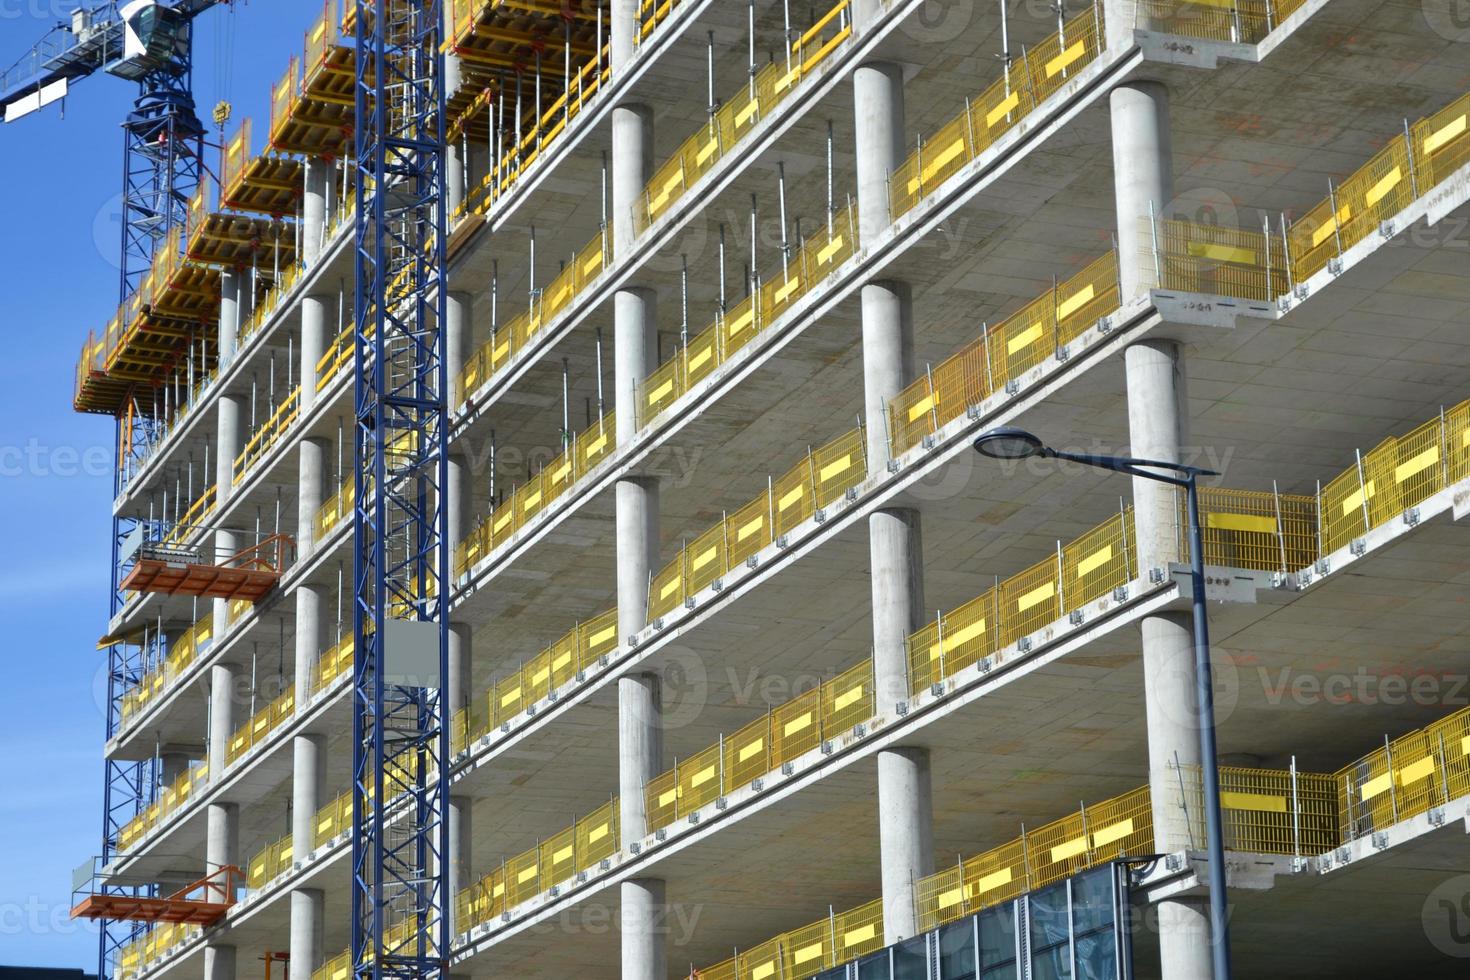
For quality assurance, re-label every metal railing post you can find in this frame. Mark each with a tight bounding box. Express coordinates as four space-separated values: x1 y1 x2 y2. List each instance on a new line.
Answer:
1383 735 1399 822
1355 448 1372 535
1272 480 1288 573
1289 756 1301 861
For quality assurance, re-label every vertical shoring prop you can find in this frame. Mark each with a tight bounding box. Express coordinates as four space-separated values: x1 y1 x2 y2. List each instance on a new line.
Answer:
352 3 451 980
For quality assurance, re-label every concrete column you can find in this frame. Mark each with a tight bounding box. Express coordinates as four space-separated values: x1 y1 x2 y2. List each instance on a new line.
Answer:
1114 81 1213 980
853 63 904 242
854 49 935 947
288 890 325 980
447 795 472 938
204 801 239 980
1111 82 1174 302
215 271 245 640
297 437 329 560
207 662 239 779
302 159 329 267
287 731 326 980
159 750 191 787
851 0 886 32
300 294 329 414
611 6 665 974
619 672 664 979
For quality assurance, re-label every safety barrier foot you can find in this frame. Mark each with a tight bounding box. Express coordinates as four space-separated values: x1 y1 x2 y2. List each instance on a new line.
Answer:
1069 609 1085 626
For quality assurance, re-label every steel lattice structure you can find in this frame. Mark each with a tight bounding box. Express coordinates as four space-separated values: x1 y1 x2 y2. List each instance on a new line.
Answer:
351 3 451 979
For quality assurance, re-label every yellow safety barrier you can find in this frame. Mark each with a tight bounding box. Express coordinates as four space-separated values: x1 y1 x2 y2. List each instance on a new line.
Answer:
456 797 620 932
889 6 1104 220
908 487 1316 693
1154 218 1288 300
1136 0 1307 43
316 476 356 542
120 614 215 725
646 426 866 622
311 949 353 980
454 231 612 406
161 483 219 549
1337 703 1470 840
450 0 697 220
1155 87 1470 301
115 761 210 853
694 763 1337 980
453 411 617 577
644 659 873 831
1318 398 1470 555
638 203 860 433
225 686 297 767
117 921 200 980
887 251 1120 456
312 633 355 697
452 608 620 755
234 386 302 484
635 0 851 232
247 832 294 890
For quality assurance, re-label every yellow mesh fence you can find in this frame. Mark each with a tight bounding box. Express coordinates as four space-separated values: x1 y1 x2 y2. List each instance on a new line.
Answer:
1319 399 1470 555
888 251 1120 457
1136 0 1291 43
120 614 215 725
226 685 297 766
455 230 612 407
1336 704 1470 840
694 756 1356 980
634 0 851 232
456 796 621 933
116 761 210 853
247 832 294 890
645 660 873 834
1155 219 1288 300
452 607 618 755
1192 486 1318 572
888 6 1104 221
638 203 860 431
453 411 616 577
234 386 302 483
646 427 866 623
117 921 200 980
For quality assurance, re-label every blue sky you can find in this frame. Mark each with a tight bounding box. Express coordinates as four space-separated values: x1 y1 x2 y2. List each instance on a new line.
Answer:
0 2 305 968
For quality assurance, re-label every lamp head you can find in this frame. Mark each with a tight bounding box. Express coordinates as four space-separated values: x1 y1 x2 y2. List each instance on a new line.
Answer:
973 427 1048 461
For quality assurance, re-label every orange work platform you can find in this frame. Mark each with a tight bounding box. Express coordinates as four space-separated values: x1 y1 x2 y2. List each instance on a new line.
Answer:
121 534 294 603
71 865 243 927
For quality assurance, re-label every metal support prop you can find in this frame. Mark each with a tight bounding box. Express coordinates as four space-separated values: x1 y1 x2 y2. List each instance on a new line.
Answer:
351 3 451 980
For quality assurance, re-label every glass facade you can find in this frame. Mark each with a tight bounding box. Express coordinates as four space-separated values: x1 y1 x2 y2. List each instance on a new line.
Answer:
811 866 1131 980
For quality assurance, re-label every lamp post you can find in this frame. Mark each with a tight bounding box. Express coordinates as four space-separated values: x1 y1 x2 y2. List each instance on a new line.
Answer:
973 426 1231 980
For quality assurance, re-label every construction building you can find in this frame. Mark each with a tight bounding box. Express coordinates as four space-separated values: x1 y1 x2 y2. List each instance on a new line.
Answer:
32 0 1470 978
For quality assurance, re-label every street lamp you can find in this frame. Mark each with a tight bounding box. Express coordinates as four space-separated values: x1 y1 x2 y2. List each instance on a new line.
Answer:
974 426 1232 980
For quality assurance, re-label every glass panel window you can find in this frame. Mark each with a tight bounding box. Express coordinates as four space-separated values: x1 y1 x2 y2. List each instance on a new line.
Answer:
937 918 977 980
